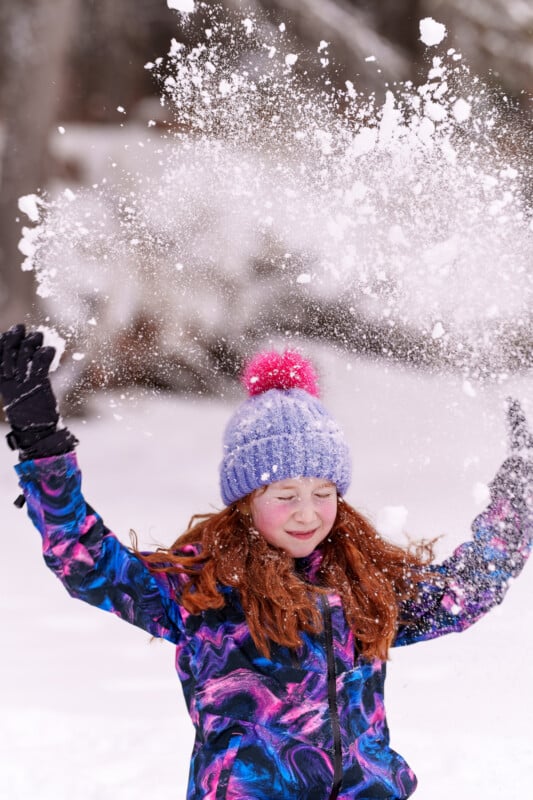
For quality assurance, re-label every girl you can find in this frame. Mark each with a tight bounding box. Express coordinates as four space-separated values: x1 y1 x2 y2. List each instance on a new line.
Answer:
1 324 531 800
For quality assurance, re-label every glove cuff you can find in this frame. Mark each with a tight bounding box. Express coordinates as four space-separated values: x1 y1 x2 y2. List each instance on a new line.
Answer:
6 422 57 451
7 427 78 460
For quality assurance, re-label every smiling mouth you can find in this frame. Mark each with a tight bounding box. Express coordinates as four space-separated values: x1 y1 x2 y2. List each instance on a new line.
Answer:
287 530 318 539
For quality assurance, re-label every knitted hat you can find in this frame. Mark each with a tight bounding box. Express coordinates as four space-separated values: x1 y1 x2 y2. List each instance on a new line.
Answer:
219 350 351 505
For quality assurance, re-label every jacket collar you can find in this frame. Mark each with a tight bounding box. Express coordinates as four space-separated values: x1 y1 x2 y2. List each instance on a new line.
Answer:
294 547 324 583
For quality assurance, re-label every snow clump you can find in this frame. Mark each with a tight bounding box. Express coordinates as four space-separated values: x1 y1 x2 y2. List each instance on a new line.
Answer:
167 0 195 13
37 326 66 372
419 18 447 46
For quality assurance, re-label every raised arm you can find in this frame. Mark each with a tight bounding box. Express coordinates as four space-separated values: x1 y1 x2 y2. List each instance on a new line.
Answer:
1 325 184 644
15 452 184 643
394 399 532 647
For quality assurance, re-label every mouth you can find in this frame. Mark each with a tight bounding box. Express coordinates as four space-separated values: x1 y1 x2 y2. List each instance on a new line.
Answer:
286 529 318 540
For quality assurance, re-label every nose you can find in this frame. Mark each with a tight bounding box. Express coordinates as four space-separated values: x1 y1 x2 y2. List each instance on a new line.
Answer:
293 498 318 524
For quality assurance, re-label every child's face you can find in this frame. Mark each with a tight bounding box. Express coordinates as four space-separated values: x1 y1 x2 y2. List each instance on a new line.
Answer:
249 477 338 558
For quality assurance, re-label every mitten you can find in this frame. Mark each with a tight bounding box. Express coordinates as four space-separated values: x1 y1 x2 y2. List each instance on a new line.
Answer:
488 398 532 514
0 324 77 460
507 397 533 453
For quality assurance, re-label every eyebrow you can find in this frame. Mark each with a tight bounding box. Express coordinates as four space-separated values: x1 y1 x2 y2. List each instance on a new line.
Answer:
274 481 335 490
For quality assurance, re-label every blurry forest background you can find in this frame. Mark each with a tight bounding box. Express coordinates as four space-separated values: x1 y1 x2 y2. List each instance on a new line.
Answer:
0 0 531 399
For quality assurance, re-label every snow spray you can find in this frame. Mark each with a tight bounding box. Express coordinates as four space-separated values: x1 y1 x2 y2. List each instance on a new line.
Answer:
18 4 532 392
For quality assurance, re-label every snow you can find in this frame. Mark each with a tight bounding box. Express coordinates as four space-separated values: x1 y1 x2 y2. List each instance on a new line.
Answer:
462 379 477 398
242 18 254 36
1 352 531 799
37 325 66 372
431 322 445 340
452 98 472 122
472 481 490 506
419 18 447 47
167 0 195 13
5 9 532 793
375 505 408 538
17 224 40 267
17 194 42 223
21 15 532 380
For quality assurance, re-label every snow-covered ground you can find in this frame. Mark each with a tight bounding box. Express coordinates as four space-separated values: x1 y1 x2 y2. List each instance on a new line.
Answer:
0 349 531 799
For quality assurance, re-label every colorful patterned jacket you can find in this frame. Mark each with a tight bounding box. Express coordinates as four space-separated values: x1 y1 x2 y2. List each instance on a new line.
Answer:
16 452 532 800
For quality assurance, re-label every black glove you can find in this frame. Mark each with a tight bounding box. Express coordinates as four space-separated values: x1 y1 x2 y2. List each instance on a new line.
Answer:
0 324 77 460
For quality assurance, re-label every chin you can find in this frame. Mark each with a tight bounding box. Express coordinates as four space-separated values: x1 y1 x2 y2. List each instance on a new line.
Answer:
285 542 317 558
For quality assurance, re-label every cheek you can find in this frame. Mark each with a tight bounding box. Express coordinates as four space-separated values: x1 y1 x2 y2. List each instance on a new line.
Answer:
322 500 338 530
251 501 288 534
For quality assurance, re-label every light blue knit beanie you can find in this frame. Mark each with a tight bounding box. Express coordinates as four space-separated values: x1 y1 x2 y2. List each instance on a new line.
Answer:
219 350 352 505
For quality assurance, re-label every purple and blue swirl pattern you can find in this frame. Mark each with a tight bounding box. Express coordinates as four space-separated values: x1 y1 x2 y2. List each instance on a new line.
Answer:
16 453 531 799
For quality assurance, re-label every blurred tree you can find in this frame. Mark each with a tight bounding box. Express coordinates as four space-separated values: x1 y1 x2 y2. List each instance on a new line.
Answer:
60 0 178 122
0 0 80 328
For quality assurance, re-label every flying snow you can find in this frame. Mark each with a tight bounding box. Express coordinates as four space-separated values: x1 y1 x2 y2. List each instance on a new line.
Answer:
419 18 447 46
37 326 66 371
452 98 471 122
19 7 532 392
18 194 42 223
167 0 195 13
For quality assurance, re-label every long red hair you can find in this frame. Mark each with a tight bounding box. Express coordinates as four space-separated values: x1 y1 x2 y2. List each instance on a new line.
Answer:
135 496 437 661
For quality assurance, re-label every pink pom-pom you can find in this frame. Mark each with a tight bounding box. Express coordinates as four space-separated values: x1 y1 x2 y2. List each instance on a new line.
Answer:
242 350 320 397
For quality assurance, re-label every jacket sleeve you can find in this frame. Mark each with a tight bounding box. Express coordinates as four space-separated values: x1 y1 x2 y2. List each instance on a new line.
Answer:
15 452 185 644
394 456 532 647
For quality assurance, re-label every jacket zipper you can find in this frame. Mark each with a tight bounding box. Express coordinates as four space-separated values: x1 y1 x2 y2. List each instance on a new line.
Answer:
322 596 343 800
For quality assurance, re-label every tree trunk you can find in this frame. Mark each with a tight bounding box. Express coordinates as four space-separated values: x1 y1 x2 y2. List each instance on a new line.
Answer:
0 0 80 328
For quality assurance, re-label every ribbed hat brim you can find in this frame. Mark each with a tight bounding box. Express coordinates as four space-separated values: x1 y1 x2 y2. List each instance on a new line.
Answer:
220 430 351 505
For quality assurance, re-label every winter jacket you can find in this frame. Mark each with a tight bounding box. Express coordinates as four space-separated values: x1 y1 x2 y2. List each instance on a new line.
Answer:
16 452 532 800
